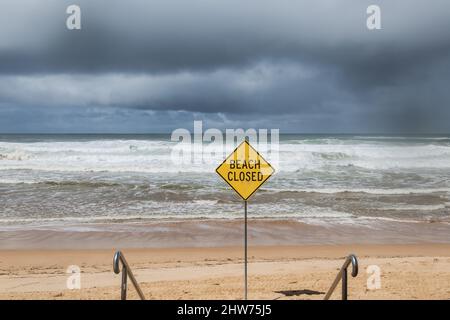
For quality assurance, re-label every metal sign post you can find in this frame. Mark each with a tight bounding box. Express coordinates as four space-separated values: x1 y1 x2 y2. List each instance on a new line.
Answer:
216 140 274 300
244 200 248 300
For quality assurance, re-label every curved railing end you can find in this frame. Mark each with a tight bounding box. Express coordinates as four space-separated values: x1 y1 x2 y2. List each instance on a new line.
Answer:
348 254 358 277
113 250 122 274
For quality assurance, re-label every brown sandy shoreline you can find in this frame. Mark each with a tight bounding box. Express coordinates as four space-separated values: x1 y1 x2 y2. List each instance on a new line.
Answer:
1 244 450 299
1 218 450 249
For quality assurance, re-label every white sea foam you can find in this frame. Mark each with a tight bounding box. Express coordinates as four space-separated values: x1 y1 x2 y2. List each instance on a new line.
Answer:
267 187 450 195
2 138 450 175
1 135 450 229
0 205 357 230
382 204 447 211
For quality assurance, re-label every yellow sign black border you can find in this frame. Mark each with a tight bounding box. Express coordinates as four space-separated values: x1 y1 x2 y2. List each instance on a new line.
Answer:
215 140 275 201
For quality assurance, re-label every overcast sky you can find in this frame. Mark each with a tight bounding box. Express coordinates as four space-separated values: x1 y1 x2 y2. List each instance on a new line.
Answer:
0 0 449 133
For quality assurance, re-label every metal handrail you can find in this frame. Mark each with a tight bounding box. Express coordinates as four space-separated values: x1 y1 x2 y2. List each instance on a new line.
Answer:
324 254 358 300
113 250 146 300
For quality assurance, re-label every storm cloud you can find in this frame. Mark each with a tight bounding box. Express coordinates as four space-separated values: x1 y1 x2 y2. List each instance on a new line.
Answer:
0 0 449 133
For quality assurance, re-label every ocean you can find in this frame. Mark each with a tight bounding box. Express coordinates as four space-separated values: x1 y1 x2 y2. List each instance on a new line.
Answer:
1 134 450 247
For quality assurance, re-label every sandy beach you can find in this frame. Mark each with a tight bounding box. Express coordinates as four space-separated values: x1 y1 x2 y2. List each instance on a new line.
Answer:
1 244 450 300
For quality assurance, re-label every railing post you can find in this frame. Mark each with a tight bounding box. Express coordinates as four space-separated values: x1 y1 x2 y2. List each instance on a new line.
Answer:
121 265 128 300
114 250 146 300
324 254 358 300
342 268 348 300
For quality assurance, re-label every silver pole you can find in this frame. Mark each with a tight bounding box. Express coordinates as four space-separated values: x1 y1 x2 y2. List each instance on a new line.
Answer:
244 200 248 300
121 266 128 300
113 250 146 300
342 268 348 300
324 254 358 300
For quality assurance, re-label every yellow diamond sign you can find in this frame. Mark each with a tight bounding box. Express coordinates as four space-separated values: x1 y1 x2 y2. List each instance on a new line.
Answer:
216 140 274 200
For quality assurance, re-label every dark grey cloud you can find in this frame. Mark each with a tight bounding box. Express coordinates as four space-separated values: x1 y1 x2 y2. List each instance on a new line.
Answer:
0 0 450 133
2 0 450 75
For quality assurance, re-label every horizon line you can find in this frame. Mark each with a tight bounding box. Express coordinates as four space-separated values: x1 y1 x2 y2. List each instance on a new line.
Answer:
1 132 450 136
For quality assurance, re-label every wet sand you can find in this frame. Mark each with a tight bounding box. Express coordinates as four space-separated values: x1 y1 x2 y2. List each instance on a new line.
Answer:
1 244 450 299
1 218 450 249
